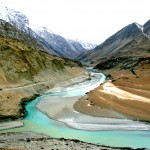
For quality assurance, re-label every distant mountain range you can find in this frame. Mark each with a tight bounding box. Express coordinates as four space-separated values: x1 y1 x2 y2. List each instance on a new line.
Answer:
0 3 96 59
32 26 96 59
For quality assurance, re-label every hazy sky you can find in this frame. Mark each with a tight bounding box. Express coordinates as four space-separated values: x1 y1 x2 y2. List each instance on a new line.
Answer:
0 0 150 44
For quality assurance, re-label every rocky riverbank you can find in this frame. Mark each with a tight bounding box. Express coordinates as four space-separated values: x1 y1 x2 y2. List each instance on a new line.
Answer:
0 132 143 150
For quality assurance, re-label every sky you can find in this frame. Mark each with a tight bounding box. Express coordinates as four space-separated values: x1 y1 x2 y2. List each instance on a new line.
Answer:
0 0 150 44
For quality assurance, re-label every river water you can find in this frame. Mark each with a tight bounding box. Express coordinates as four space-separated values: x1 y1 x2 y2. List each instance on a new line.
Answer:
1 71 150 149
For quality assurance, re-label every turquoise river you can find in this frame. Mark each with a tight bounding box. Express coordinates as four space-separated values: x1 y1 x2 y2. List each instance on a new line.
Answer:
0 71 150 149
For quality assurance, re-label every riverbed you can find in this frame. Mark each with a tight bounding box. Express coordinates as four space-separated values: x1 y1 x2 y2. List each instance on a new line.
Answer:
0 71 150 149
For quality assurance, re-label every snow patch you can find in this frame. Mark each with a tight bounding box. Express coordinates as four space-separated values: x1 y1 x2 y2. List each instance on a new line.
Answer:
0 3 29 31
135 22 142 30
135 22 149 38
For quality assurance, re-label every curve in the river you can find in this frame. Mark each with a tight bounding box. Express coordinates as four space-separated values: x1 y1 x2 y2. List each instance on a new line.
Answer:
1 71 150 149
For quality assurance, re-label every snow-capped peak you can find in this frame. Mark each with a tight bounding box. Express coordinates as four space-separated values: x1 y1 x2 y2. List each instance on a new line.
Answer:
79 41 96 50
0 3 29 29
70 39 96 50
30 24 54 34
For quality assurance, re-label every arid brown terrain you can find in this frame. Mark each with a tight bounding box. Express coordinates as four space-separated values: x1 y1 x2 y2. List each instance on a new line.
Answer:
75 56 150 122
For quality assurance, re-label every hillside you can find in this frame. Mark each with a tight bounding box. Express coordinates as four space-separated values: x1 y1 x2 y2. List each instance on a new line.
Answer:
0 19 88 120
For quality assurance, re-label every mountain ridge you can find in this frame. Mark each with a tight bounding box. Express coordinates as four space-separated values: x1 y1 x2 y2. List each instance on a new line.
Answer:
77 21 150 66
